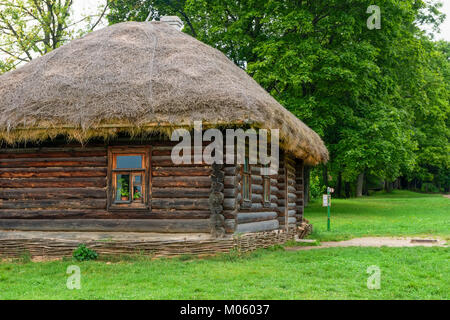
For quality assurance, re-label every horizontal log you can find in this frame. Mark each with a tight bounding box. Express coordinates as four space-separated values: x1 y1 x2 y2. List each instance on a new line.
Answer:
151 156 208 167
235 219 279 233
152 167 211 177
147 210 211 219
0 199 106 210
224 176 238 188
0 146 106 156
0 157 107 168
152 188 210 198
0 177 106 188
251 175 263 185
277 177 295 186
0 219 212 232
278 217 296 225
152 149 205 157
224 166 239 175
151 198 210 210
0 209 212 220
0 188 106 200
252 184 263 194
223 198 237 210
237 212 278 224
224 219 235 233
277 186 295 195
223 188 237 198
0 167 107 178
152 176 210 188
223 210 236 219
0 150 106 159
0 209 110 219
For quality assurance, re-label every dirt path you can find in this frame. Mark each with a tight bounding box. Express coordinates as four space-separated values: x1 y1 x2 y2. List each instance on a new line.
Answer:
443 194 450 199
285 237 447 251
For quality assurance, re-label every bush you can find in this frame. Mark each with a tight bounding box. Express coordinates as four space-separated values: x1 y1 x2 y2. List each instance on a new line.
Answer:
310 172 325 199
421 182 440 193
73 244 98 261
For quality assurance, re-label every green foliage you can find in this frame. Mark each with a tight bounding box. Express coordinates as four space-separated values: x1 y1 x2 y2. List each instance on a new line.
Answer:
309 168 325 199
108 0 449 194
0 0 108 73
119 177 129 197
72 244 98 262
15 251 32 264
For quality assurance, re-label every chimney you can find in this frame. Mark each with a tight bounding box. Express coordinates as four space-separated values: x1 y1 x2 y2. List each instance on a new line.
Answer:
160 16 184 31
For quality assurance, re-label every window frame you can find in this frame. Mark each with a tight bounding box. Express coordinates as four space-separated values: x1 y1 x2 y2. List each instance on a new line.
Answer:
241 156 252 208
263 170 271 207
107 146 151 211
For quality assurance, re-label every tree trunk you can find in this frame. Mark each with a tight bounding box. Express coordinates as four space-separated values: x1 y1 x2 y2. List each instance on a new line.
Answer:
363 174 369 195
322 165 328 193
336 171 342 198
356 173 364 197
385 180 393 192
303 166 311 207
345 181 351 198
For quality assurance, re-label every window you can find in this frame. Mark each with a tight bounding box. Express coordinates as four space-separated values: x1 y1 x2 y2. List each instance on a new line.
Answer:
263 165 271 206
108 147 150 210
241 157 251 204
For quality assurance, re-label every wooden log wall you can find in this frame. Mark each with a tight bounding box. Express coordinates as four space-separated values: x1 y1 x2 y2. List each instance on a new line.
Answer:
0 143 215 233
0 141 307 234
234 161 279 234
294 159 305 225
0 147 108 220
209 163 225 237
150 144 212 232
223 164 239 233
276 153 298 230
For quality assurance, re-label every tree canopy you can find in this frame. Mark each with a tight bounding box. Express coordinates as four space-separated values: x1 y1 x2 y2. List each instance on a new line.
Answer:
108 0 449 195
0 0 108 73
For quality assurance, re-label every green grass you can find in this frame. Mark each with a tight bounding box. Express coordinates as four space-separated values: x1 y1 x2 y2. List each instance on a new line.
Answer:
0 190 448 300
0 247 448 299
305 190 450 241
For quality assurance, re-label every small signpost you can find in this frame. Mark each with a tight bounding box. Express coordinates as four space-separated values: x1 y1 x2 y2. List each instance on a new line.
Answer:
323 187 334 231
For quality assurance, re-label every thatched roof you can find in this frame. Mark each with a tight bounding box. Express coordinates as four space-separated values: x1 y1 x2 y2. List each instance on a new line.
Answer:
0 21 328 165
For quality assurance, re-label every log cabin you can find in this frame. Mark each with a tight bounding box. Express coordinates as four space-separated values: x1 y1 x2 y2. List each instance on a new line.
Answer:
0 18 328 257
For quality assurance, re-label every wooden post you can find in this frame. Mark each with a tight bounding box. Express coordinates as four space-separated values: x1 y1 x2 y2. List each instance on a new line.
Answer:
209 163 225 238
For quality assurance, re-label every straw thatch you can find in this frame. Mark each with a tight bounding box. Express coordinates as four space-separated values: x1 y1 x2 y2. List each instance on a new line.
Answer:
0 21 328 165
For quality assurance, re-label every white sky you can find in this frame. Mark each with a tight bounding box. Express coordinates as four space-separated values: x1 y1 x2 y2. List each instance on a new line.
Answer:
436 0 450 41
74 0 449 40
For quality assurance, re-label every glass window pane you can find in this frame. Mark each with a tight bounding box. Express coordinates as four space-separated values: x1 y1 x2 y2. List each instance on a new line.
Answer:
133 174 143 202
116 155 142 169
133 175 142 185
133 186 142 202
115 174 130 202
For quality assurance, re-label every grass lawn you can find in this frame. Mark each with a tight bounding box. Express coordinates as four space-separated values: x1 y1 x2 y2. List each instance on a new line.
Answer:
0 246 448 299
305 190 450 242
0 190 448 300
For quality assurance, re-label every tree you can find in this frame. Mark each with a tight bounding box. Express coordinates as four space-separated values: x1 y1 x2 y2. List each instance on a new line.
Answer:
0 0 109 73
109 0 448 196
